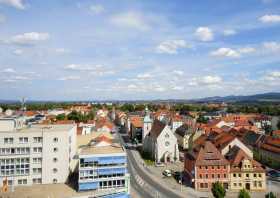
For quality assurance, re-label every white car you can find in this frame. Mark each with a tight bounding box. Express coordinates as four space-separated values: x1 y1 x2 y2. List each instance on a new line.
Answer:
162 169 172 177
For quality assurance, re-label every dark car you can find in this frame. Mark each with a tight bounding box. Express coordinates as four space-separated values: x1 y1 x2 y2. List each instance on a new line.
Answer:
173 171 183 184
268 170 280 181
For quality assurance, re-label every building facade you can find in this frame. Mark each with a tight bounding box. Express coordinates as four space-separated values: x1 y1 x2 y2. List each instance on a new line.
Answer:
78 135 130 197
0 118 77 187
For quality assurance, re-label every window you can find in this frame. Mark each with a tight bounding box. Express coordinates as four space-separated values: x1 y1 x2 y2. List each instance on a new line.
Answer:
258 181 262 187
234 183 237 187
239 183 242 187
224 174 226 178
246 173 249 178
258 173 262 178
205 166 208 169
53 158 57 163
33 137 42 143
53 147 58 152
19 137 28 143
212 166 214 169
165 141 170 147
53 179 57 184
212 174 214 178
53 138 58 143
53 168 58 173
33 178 42 184
254 173 257 177
33 158 42 164
206 174 208 178
33 168 42 174
33 147 42 153
233 173 236 177
165 134 169 138
4 138 13 144
18 179 27 185
239 173 241 177
199 174 202 178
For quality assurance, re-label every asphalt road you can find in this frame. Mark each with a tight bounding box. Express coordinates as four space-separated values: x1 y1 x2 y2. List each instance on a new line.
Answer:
118 132 182 198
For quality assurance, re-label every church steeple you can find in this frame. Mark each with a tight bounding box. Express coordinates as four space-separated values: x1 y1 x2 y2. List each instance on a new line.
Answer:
143 106 152 143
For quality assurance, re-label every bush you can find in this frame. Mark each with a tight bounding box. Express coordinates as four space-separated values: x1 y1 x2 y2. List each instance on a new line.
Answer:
238 189 250 198
211 182 226 198
265 192 277 198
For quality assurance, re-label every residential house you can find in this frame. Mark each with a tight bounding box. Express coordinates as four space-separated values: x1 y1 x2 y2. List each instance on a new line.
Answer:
174 124 203 150
184 141 230 191
226 147 266 191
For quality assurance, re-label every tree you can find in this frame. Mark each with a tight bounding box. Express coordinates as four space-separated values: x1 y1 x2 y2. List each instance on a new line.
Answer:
197 115 209 124
238 189 250 198
211 182 226 198
265 192 277 198
56 113 66 121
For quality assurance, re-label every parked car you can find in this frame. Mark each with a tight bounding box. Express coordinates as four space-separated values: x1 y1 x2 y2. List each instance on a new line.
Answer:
267 170 280 181
173 171 182 184
162 169 172 177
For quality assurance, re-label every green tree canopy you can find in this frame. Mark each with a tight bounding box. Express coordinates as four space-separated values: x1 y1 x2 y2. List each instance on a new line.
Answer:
238 189 250 198
56 113 66 121
265 192 277 198
211 182 226 198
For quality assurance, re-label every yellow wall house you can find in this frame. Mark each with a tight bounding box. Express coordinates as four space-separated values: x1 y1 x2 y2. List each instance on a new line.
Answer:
227 147 266 191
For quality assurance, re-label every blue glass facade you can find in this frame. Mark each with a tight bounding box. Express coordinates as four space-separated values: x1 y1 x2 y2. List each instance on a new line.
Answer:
78 154 129 193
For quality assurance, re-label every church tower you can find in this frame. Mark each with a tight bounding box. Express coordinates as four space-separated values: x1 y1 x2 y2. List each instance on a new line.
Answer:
143 106 152 143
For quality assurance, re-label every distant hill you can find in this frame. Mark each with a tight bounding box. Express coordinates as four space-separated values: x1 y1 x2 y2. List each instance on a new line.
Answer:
0 92 280 104
191 92 280 103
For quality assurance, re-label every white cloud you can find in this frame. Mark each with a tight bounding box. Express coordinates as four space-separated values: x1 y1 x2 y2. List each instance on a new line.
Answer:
2 68 16 73
137 73 153 79
110 12 149 31
264 71 280 81
55 48 70 54
90 4 105 15
0 14 6 23
58 76 80 81
172 86 184 91
223 29 236 36
173 70 184 76
263 41 280 51
13 49 23 55
200 75 222 84
127 84 137 89
210 47 240 58
0 0 25 10
10 32 50 45
64 64 94 71
156 40 189 54
195 27 214 41
238 47 256 54
259 14 280 23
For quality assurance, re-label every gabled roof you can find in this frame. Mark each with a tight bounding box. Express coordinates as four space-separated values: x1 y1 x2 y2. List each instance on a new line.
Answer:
149 119 166 139
226 146 264 172
175 123 192 137
195 141 229 166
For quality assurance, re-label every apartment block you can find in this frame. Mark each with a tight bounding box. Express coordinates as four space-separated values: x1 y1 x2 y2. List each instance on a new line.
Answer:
0 117 77 187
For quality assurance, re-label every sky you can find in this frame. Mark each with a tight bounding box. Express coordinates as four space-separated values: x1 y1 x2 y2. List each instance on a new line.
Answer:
0 0 280 101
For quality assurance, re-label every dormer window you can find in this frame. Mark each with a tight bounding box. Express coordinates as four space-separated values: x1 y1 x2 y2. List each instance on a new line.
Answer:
165 133 169 138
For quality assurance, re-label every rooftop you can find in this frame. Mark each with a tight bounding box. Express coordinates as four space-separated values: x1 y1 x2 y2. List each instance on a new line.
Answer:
0 123 76 133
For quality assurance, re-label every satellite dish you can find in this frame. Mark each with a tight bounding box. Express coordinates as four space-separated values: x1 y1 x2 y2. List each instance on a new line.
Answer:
5 109 13 116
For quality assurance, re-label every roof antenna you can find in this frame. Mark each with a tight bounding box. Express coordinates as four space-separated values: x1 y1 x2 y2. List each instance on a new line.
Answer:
21 97 27 112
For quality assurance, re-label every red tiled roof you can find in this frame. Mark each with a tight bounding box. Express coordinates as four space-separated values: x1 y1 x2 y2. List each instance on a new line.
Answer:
195 141 229 166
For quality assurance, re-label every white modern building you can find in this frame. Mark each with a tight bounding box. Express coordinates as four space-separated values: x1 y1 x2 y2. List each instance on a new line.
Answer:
0 117 77 187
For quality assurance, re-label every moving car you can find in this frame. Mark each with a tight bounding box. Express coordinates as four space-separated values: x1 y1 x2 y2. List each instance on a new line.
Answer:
173 171 182 184
267 170 280 181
